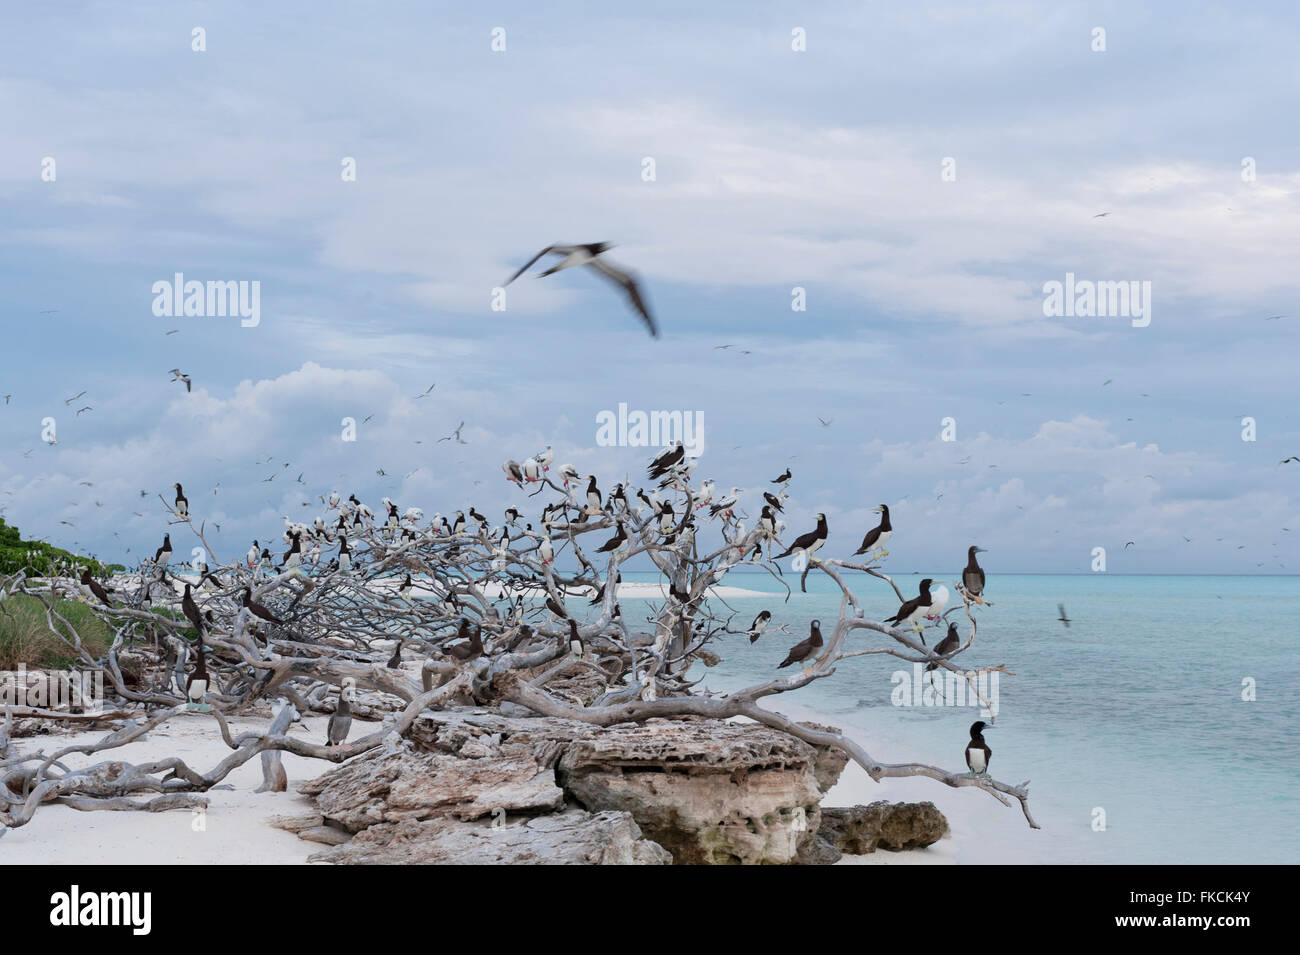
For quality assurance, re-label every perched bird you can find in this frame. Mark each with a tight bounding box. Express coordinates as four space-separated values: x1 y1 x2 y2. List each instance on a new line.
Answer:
567 619 585 658
926 623 960 672
771 468 791 484
181 583 205 635
186 641 209 705
79 566 112 607
962 546 987 603
596 522 627 553
854 505 892 559
648 441 684 479
774 513 828 562
503 459 524 486
153 533 172 566
885 579 933 636
777 619 824 671
326 690 352 747
964 721 993 777
172 483 188 518
387 640 404 669
242 588 282 625
505 242 658 337
445 621 483 661
748 610 771 643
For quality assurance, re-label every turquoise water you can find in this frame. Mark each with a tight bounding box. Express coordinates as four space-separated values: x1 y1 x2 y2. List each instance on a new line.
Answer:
612 571 1300 864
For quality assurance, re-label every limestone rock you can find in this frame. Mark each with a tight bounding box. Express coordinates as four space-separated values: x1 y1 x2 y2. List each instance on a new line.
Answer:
308 809 671 865
819 801 949 853
556 718 845 865
298 747 565 832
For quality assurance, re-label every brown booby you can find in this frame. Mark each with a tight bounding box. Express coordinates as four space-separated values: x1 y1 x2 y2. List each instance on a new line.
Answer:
242 588 282 625
777 619 823 670
965 721 993 777
79 566 112 607
962 546 987 603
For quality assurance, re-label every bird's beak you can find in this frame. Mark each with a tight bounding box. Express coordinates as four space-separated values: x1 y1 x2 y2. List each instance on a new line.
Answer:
981 724 996 730
872 505 883 513
975 547 988 553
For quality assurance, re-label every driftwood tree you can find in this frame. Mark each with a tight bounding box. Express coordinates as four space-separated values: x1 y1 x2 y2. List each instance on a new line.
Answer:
0 451 1037 840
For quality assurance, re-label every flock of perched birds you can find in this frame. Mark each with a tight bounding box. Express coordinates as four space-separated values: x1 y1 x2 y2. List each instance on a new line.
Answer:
51 435 1006 774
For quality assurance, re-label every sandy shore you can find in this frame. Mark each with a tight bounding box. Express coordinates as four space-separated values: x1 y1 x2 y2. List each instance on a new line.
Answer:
4 703 1001 865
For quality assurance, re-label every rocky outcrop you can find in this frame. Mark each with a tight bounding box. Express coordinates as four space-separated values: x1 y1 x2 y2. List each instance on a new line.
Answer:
298 747 565 831
306 809 672 865
818 801 949 853
557 718 844 865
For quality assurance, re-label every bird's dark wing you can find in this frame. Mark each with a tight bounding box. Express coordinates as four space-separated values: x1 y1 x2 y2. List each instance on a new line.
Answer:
505 245 559 285
588 258 659 338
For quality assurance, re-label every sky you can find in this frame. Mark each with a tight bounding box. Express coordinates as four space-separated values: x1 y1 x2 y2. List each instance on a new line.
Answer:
1 0 1298 574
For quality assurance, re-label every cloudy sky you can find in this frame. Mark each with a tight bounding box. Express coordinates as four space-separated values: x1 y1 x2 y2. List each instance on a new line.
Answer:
2 1 1298 574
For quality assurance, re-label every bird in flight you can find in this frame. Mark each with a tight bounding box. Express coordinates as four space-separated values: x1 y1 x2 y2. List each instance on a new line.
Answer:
165 329 179 335
413 383 436 399
817 417 832 428
1093 212 1110 218
170 369 192 392
505 242 659 338
75 406 92 416
64 391 86 405
1265 315 1286 321
1057 604 1071 627
1280 456 1300 465
438 421 467 444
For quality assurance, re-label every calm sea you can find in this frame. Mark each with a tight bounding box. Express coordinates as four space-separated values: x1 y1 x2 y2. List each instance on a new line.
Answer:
613 570 1300 864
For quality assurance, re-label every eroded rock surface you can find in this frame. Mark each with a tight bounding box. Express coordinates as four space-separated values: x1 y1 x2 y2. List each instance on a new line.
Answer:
307 809 671 865
819 801 949 853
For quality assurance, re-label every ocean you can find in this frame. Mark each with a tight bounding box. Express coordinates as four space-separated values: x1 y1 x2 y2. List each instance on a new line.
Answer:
613 570 1300 864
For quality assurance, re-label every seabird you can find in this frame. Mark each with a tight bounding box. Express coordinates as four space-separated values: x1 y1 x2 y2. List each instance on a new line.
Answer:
171 483 188 517
337 536 351 571
503 460 524 486
169 369 192 392
326 690 352 747
853 505 892 559
774 513 828 562
505 242 658 337
648 441 684 479
567 619 585 658
181 583 205 635
748 609 771 643
584 475 602 514
596 522 627 553
771 468 791 485
964 721 993 777
79 566 112 607
153 533 172 566
186 641 209 705
242 588 282 625
1057 603 1071 628
445 621 483 661
885 579 933 635
777 619 823 671
387 640 404 668
962 546 987 603
926 622 960 672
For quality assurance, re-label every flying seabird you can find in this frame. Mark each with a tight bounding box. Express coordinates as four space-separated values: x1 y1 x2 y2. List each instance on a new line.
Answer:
777 619 823 671
505 242 659 337
169 369 192 392
965 721 993 777
1057 604 1071 628
853 505 892 560
962 546 987 603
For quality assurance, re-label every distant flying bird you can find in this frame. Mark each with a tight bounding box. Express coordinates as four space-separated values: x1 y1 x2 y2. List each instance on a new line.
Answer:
64 391 86 405
169 369 192 392
165 329 179 335
1057 604 1071 628
1280 457 1300 465
1125 541 1135 549
817 417 832 427
505 242 658 338
438 421 467 444
75 406 92 416
1093 212 1110 218
362 414 374 423
413 383 436 399
1265 315 1286 321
